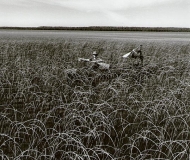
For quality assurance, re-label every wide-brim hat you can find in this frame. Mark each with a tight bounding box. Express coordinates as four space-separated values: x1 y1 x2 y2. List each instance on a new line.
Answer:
92 51 98 55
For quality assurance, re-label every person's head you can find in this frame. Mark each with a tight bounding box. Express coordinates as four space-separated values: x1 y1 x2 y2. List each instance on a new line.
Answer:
139 45 142 50
92 51 98 58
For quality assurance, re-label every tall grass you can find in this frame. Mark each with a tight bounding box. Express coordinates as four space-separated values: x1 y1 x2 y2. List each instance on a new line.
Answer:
0 38 190 159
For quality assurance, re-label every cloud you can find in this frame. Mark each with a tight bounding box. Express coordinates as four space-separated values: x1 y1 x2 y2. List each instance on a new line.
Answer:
117 0 190 27
101 11 128 26
0 0 189 27
51 0 180 12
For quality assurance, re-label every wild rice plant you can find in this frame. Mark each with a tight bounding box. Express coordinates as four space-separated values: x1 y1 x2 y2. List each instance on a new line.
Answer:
0 37 189 159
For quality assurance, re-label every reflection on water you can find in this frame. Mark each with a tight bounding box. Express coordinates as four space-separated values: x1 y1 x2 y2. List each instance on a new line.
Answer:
0 30 190 42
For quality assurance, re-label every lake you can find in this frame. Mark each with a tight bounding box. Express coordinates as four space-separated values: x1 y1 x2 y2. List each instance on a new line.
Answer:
0 30 190 42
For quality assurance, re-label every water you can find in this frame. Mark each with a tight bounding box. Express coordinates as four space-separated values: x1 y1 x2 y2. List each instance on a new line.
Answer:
0 30 190 42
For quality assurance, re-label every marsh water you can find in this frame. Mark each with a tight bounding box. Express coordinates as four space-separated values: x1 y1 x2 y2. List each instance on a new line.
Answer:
0 30 190 42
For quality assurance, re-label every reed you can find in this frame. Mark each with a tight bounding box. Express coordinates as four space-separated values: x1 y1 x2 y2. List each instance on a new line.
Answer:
0 38 189 159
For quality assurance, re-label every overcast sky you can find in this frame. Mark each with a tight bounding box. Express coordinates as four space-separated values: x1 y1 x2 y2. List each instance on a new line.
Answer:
0 0 190 27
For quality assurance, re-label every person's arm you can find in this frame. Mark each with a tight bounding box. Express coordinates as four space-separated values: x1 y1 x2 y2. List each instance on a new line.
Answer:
131 49 137 58
78 58 90 62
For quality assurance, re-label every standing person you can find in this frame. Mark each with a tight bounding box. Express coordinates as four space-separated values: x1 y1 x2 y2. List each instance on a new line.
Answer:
122 45 144 67
131 45 143 66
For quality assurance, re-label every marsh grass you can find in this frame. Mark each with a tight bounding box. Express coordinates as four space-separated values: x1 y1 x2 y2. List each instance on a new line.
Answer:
0 38 190 159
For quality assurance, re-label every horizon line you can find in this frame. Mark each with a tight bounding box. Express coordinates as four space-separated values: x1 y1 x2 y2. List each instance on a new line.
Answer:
0 26 190 29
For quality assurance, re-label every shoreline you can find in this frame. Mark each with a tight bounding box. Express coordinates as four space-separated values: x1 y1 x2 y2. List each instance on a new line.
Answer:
0 26 190 32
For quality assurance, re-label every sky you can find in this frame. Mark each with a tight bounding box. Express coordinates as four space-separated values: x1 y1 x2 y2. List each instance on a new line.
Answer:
0 0 190 28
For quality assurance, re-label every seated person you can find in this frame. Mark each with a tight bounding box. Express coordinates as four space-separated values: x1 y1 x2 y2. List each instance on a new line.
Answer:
78 51 110 70
90 51 103 63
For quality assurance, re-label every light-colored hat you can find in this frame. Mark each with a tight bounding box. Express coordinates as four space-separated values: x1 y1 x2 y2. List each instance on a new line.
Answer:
92 51 98 55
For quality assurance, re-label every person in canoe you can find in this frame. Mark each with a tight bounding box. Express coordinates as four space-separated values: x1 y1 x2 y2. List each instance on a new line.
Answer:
122 45 144 67
78 51 110 70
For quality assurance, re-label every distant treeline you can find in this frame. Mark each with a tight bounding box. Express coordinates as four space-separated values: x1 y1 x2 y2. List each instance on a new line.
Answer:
1 26 190 32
